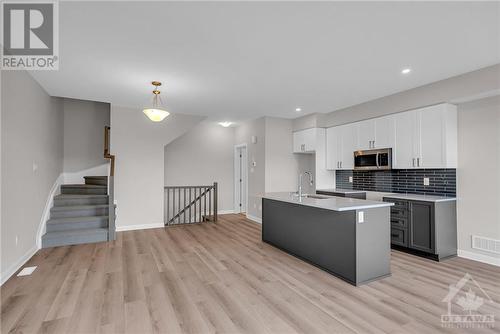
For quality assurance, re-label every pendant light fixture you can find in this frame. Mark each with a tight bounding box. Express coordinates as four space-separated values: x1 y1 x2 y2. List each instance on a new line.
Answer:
143 81 170 122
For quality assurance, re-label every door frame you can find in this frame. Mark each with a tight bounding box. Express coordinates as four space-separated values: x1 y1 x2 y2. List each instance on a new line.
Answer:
234 143 248 213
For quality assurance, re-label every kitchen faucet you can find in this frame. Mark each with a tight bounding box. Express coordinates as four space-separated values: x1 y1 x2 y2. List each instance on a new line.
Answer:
298 171 314 198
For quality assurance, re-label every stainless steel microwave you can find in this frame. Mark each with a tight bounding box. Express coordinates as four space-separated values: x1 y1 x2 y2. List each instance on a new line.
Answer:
354 148 392 170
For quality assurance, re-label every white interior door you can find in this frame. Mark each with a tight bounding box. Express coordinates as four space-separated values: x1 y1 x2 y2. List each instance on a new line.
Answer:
235 146 248 213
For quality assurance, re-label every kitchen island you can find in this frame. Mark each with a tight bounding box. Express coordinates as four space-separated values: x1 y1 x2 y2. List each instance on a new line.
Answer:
262 192 394 286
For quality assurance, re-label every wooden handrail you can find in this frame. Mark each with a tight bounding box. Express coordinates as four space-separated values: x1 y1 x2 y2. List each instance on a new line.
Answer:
104 126 115 176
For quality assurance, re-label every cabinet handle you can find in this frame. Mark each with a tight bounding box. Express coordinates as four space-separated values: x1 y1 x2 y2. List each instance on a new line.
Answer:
417 157 420 167
412 158 416 167
340 161 342 168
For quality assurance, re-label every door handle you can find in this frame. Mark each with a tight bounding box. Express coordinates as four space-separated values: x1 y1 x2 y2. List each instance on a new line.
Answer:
376 153 380 168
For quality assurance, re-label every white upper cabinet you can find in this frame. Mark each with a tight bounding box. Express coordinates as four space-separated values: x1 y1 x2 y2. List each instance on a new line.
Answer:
326 123 357 170
374 115 395 149
339 123 357 169
326 127 339 169
356 116 395 150
293 128 324 153
394 103 457 169
417 104 457 168
357 120 375 150
393 111 419 169
325 103 457 170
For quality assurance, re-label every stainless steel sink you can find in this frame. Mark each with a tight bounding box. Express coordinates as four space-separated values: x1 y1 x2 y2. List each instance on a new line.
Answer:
300 194 330 199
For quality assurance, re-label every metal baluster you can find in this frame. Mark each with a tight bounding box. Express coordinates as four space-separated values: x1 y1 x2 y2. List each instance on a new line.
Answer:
194 187 197 223
166 188 170 225
184 188 186 224
209 187 212 222
204 187 207 222
214 182 218 222
198 187 202 223
189 187 192 223
177 187 181 224
173 188 177 225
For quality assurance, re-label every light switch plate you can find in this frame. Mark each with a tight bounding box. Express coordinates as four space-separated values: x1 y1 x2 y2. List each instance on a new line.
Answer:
358 211 364 223
423 177 430 186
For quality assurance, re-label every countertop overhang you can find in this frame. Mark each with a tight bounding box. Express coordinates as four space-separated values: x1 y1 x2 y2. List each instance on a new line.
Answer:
262 192 394 212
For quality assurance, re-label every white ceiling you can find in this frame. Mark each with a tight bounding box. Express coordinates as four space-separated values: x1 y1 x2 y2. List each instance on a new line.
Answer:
31 1 500 121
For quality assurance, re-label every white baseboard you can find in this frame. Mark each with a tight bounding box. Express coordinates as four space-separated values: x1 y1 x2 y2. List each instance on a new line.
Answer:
218 210 234 215
1 244 39 286
246 214 262 224
36 174 64 249
458 249 500 267
116 223 165 232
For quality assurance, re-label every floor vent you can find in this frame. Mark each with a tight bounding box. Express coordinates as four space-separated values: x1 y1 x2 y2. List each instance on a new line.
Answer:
472 235 500 254
17 266 37 276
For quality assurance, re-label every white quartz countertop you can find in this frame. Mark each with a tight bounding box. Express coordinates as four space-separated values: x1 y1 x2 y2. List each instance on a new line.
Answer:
316 188 366 194
262 192 394 212
382 193 456 203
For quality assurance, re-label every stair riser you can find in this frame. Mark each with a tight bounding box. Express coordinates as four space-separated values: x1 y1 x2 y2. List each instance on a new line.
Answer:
42 232 108 248
47 220 108 232
51 207 109 218
84 179 107 186
61 188 107 195
54 198 108 206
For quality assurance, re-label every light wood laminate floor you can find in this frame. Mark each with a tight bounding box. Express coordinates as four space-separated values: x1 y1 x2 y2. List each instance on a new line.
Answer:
2 214 500 333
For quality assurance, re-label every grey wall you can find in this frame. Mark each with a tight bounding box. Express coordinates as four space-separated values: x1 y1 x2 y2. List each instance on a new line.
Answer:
164 121 234 212
1 71 64 280
63 98 110 172
265 117 299 193
234 117 266 219
111 106 203 229
457 95 500 260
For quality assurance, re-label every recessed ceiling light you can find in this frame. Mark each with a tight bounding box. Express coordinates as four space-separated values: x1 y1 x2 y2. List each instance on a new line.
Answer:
401 68 412 74
219 121 232 127
295 107 302 112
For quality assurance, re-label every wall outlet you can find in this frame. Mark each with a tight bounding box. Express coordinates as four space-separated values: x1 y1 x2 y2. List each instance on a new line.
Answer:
358 211 364 223
349 176 353 183
423 177 430 186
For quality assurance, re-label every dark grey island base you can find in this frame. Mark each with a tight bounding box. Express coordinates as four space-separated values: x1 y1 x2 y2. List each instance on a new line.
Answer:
262 197 392 286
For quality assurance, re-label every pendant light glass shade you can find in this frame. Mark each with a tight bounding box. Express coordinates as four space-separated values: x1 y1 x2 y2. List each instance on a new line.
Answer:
143 81 170 122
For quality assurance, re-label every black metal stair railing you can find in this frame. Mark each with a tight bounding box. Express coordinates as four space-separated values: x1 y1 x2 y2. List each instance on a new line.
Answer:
164 182 218 225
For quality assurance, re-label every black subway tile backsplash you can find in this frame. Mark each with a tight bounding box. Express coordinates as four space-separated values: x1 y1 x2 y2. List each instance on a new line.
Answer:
336 169 456 196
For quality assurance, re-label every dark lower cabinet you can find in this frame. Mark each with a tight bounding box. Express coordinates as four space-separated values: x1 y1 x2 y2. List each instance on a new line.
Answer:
384 197 456 261
316 190 366 199
408 202 434 253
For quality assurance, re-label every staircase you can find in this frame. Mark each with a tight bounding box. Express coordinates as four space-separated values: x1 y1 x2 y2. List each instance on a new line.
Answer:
41 176 110 248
